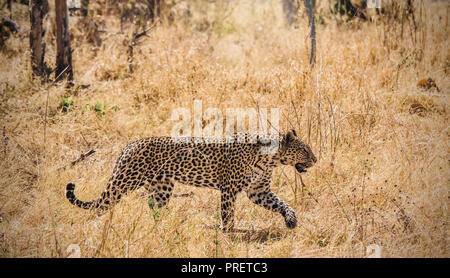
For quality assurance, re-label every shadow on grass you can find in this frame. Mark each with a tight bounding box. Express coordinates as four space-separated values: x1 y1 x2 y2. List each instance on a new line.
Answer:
226 227 288 243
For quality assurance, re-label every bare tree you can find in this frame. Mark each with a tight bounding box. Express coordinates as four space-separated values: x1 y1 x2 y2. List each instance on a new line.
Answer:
128 20 158 73
80 0 89 17
7 0 12 19
303 0 316 65
55 0 73 81
29 0 49 80
147 0 161 22
1 16 19 51
282 0 299 26
331 0 367 20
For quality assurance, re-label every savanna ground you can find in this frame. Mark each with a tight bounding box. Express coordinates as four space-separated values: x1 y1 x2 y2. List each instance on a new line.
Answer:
0 0 448 257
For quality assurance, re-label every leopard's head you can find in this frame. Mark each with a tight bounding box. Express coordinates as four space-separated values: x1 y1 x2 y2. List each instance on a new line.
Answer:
279 130 317 173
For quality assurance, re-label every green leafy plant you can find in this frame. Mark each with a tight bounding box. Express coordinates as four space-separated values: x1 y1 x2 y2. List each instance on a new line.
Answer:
317 237 328 247
59 96 74 112
148 196 161 223
87 102 120 115
94 101 106 115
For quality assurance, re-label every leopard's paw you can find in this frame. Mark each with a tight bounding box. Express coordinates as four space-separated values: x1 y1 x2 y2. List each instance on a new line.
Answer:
284 209 297 229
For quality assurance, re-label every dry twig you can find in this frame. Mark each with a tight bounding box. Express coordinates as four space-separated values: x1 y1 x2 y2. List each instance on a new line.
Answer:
58 149 96 171
128 19 159 73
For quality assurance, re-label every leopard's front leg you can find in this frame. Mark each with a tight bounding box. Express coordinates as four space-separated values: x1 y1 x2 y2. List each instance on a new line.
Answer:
247 179 297 229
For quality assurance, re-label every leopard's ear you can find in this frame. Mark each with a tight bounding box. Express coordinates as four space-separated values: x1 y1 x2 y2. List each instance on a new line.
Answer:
281 130 297 152
286 130 297 143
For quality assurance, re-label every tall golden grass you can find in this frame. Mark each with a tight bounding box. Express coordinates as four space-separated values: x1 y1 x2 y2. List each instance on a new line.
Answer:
0 0 448 257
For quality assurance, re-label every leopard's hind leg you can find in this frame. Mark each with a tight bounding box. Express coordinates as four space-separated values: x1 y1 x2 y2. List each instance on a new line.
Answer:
142 179 175 208
220 186 238 232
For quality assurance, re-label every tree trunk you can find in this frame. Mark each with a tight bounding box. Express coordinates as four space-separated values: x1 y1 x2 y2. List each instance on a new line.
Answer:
29 0 49 80
7 0 12 19
147 0 161 22
80 0 89 17
282 0 299 26
331 0 367 20
55 0 73 81
303 0 316 65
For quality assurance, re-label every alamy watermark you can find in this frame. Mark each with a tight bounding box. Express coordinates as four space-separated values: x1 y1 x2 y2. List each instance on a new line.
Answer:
169 100 280 154
367 0 381 9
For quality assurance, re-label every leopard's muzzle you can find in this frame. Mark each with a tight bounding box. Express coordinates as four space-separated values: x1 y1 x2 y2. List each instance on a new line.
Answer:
295 163 309 174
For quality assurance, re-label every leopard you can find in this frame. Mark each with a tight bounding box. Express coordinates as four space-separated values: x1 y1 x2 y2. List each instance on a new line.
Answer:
65 130 317 231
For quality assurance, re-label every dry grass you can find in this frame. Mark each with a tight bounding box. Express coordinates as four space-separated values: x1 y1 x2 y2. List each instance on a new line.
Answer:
0 0 448 257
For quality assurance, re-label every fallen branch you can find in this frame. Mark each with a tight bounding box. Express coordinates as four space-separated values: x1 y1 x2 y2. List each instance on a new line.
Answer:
70 149 96 166
58 149 96 171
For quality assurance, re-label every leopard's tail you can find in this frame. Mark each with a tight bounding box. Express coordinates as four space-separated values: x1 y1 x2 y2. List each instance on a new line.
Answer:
66 182 109 211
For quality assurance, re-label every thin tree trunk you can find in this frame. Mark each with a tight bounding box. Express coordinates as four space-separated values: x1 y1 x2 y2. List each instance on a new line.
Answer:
80 0 89 17
7 0 12 19
55 0 73 81
303 0 316 65
147 0 161 22
29 0 49 80
282 0 299 26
